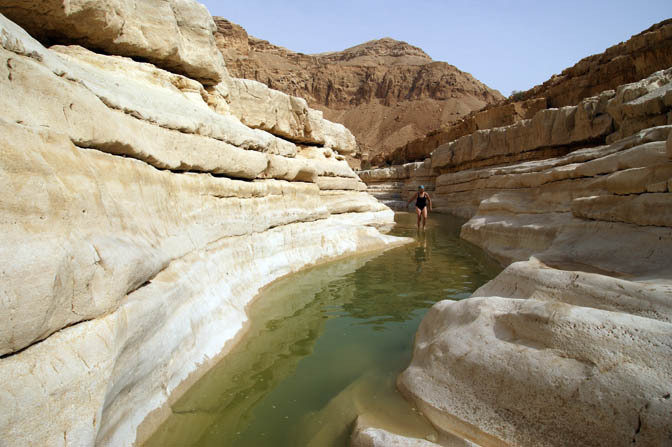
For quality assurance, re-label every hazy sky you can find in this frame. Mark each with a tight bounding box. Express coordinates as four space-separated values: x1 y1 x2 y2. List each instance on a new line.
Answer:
200 1 672 96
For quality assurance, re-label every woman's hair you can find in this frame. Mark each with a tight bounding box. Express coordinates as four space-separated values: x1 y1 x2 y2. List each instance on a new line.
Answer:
418 185 424 190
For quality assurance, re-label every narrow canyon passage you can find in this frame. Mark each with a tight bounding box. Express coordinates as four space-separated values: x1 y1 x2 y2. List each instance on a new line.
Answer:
144 213 501 446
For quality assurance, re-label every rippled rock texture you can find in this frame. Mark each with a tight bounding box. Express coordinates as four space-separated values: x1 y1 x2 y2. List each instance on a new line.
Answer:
0 8 405 447
383 73 672 446
361 60 672 445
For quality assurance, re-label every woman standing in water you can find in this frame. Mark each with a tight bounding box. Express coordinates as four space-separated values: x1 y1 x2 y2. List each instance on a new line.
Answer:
407 185 432 230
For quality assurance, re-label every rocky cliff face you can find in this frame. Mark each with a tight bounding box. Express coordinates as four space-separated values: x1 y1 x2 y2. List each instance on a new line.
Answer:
0 4 407 446
361 67 672 446
378 19 672 167
214 18 504 166
515 19 672 108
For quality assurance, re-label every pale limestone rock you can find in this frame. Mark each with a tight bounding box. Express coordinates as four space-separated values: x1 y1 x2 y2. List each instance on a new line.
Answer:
412 112 672 447
359 164 411 182
431 93 613 171
0 119 328 357
263 154 318 182
356 71 672 447
223 78 358 153
298 146 359 178
429 69 672 173
0 118 399 445
0 17 312 183
646 180 669 192
574 140 669 177
572 193 672 227
399 297 672 447
319 191 390 216
433 126 672 219
0 48 268 178
460 212 574 265
352 427 444 447
292 372 438 447
225 77 311 140
350 415 475 447
462 207 672 279
1 213 405 447
0 13 402 447
0 0 227 83
50 45 296 156
600 165 672 194
317 176 368 191
607 67 672 142
472 258 672 323
358 161 436 209
307 108 358 154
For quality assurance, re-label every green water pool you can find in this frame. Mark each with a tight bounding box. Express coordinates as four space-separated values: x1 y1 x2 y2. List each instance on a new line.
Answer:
144 212 501 447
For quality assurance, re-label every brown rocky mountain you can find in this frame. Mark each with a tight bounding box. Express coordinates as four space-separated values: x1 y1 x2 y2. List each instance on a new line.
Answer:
511 18 672 108
214 18 504 167
380 18 672 166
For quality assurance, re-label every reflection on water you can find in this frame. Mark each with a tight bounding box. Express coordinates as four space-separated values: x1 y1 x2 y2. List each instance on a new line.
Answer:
144 213 501 447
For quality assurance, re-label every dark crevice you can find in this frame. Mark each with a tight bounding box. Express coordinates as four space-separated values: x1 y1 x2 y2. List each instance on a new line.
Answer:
439 137 608 174
632 413 642 443
0 316 96 360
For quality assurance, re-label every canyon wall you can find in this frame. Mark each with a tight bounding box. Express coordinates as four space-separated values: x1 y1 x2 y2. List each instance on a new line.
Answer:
362 66 672 445
214 18 504 166
377 19 672 167
0 4 407 446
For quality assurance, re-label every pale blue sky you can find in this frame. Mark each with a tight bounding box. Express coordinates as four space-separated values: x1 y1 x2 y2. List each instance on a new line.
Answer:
201 1 672 96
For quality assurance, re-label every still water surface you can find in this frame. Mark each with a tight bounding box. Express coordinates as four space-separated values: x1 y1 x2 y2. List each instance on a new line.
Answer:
145 213 501 447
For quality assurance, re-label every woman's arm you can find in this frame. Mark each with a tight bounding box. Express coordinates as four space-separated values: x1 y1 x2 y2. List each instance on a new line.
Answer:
427 193 432 211
407 192 418 206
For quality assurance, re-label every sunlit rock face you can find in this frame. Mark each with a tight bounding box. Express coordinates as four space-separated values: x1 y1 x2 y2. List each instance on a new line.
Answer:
391 68 672 446
0 0 227 84
378 19 672 167
0 10 407 447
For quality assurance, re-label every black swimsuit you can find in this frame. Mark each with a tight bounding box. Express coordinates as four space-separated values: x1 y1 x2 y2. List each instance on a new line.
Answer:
416 193 427 210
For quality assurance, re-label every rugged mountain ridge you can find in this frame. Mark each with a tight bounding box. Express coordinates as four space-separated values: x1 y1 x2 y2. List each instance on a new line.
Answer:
378 19 672 166
214 18 504 165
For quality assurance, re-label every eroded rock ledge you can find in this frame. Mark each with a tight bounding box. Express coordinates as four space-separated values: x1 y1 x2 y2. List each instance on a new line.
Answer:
362 68 672 445
0 8 407 447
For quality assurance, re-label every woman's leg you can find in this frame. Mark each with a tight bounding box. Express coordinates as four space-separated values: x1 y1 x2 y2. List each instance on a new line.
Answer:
415 207 422 228
422 207 428 229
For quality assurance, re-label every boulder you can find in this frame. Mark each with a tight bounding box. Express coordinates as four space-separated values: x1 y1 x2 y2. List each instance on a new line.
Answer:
224 78 358 153
0 0 227 83
472 258 672 323
399 296 672 447
606 67 672 143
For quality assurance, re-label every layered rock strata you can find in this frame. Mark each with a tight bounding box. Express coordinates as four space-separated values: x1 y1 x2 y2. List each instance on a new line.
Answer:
513 19 672 108
0 0 228 84
214 18 504 164
0 10 405 447
361 67 672 213
377 19 672 167
371 71 672 445
360 160 436 210
375 97 547 166
359 66 672 446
